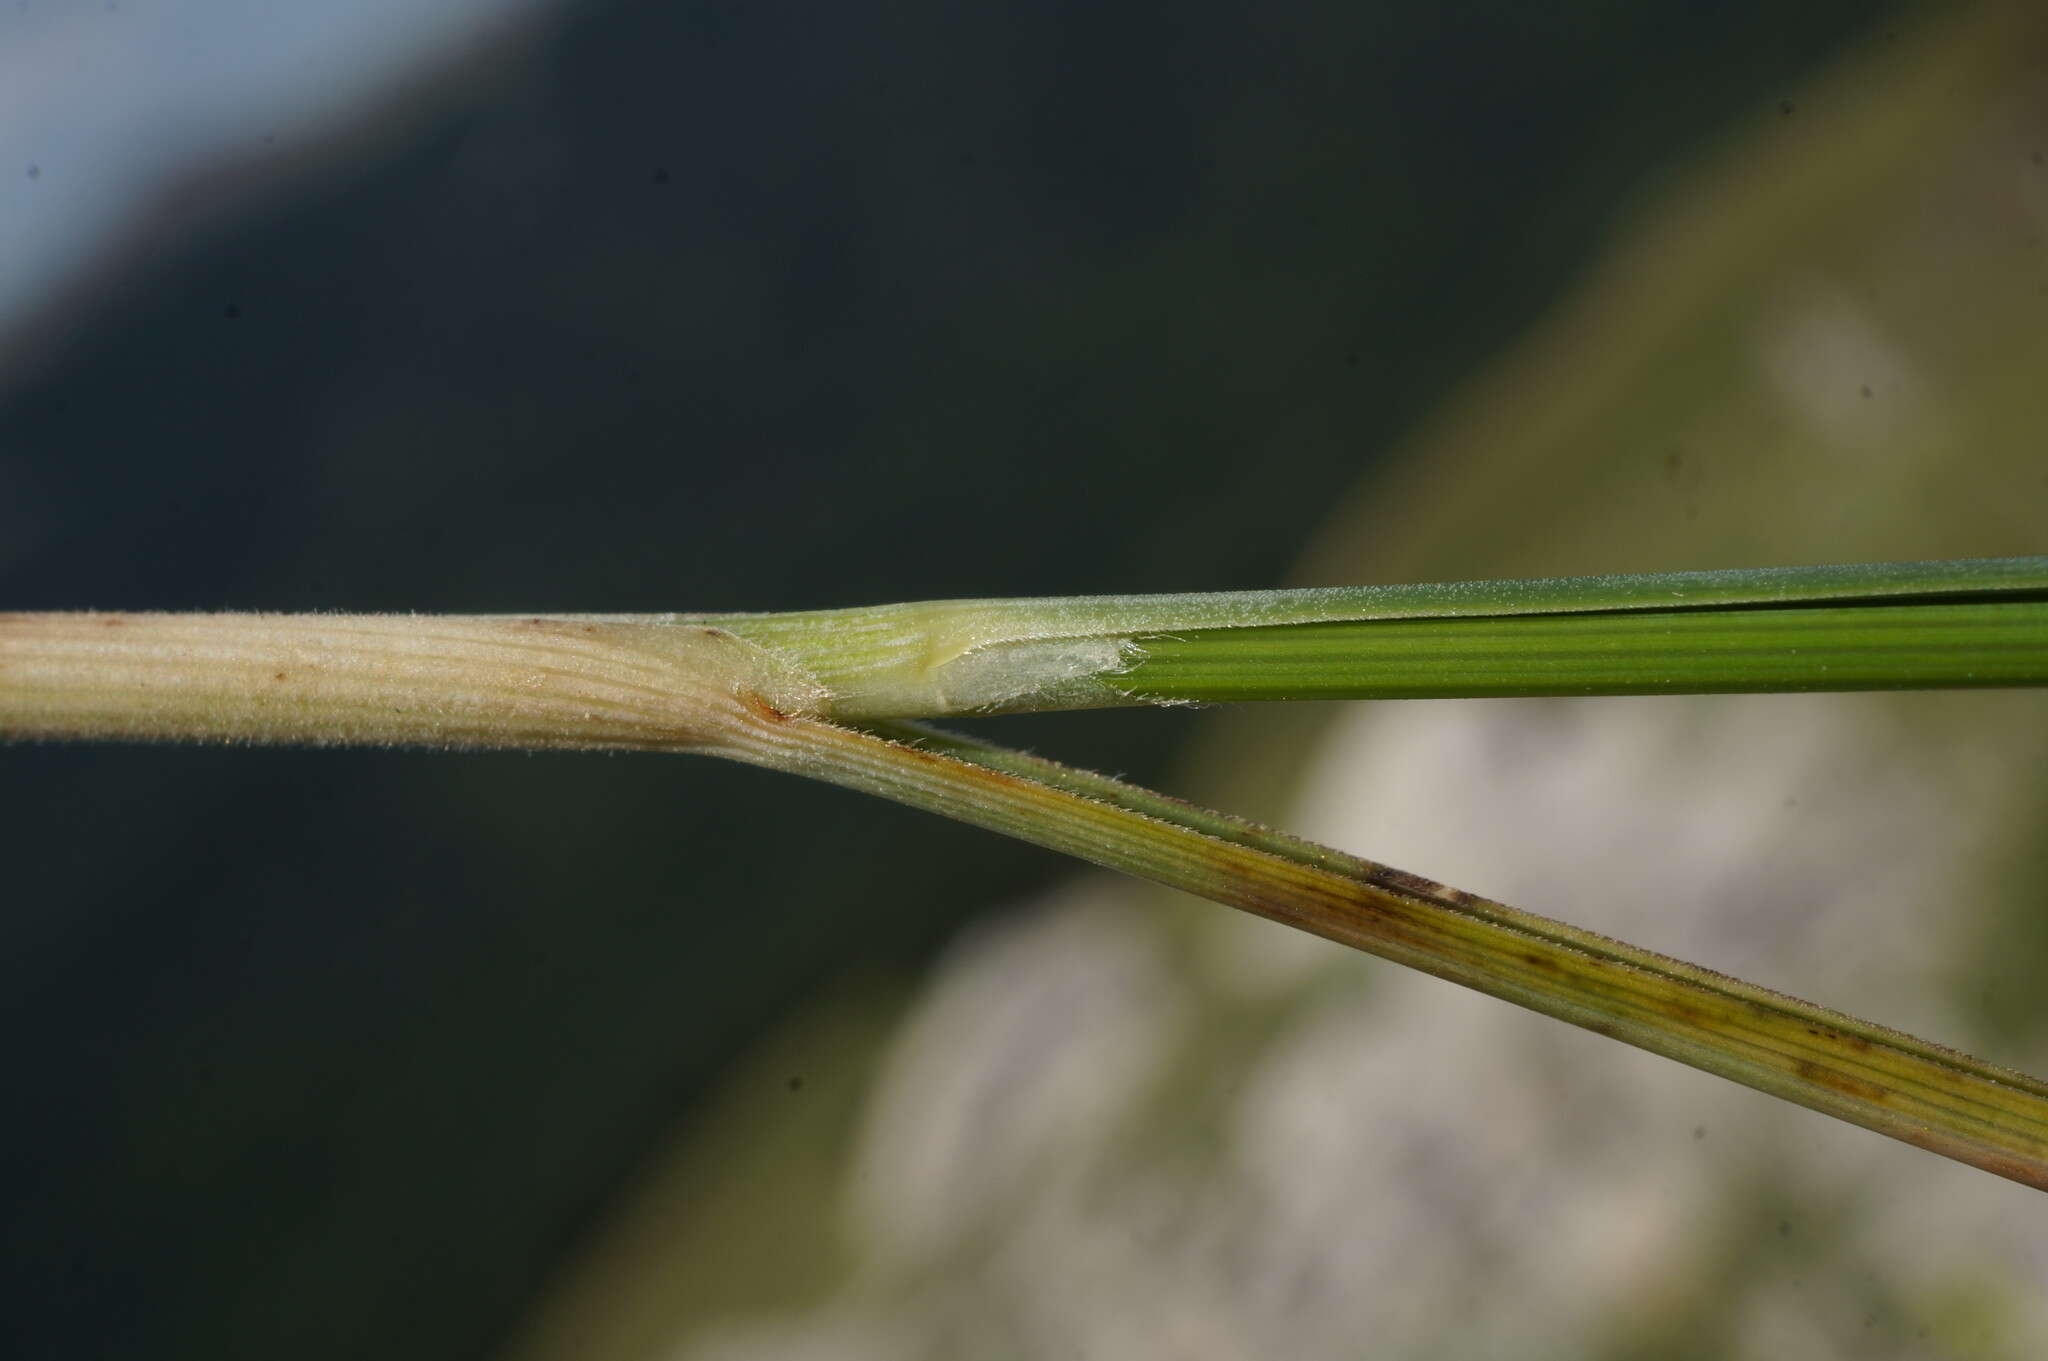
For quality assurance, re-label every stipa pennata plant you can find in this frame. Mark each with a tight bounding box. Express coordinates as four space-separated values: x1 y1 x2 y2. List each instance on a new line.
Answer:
4 555 2047 1185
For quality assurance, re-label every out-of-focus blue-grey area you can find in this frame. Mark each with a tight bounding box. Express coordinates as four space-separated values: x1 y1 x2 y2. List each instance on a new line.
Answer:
0 2 1965 1359
0 0 544 341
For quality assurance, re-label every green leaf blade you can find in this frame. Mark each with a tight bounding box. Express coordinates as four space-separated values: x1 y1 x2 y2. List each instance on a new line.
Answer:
1121 600 2048 702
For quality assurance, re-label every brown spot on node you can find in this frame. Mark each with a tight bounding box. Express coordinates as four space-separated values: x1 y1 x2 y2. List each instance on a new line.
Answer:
739 691 788 724
1520 950 1559 972
101 616 126 627
273 672 288 682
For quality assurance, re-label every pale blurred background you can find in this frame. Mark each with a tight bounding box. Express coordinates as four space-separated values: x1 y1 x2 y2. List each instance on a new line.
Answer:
2 2 2044 1359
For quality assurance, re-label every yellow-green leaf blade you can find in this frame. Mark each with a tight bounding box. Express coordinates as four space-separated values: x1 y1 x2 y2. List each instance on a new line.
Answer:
734 715 2048 1191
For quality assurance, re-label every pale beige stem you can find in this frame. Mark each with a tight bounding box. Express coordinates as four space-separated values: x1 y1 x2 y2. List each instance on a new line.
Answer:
0 612 825 755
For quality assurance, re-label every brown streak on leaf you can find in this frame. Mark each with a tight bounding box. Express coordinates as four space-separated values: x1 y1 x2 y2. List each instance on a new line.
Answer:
1664 999 1706 1028
1795 1057 1889 1105
1228 877 1438 963
1358 864 1451 900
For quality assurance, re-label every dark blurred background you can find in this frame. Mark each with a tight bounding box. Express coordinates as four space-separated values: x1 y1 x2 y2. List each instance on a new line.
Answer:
0 2 1888 1357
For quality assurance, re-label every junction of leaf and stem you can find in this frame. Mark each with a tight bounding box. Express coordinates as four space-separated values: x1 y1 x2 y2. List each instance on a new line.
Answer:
4 557 2047 1187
